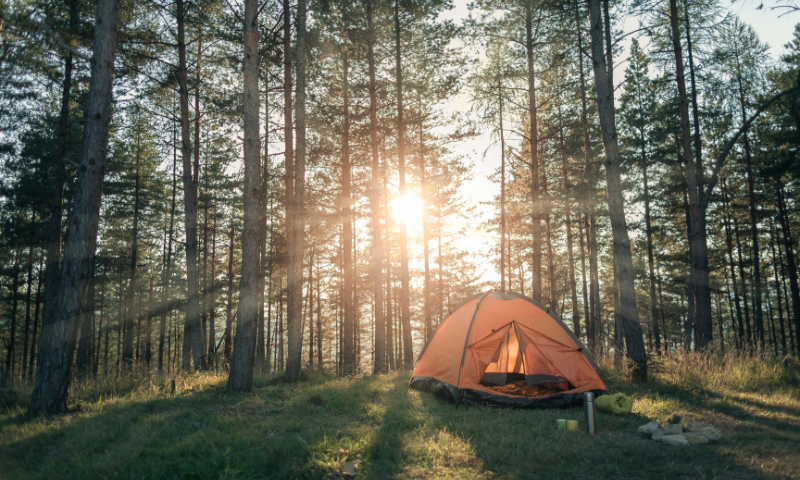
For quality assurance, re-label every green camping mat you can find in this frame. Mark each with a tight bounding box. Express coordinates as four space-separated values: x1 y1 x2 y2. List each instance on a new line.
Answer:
595 393 633 415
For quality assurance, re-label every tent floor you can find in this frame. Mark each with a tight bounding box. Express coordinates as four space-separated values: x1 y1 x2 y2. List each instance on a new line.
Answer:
484 378 571 398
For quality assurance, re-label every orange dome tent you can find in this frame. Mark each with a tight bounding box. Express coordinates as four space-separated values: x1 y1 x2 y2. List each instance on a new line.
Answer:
410 291 607 408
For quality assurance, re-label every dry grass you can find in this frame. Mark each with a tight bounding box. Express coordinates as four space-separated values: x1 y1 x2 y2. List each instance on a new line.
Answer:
0 351 798 479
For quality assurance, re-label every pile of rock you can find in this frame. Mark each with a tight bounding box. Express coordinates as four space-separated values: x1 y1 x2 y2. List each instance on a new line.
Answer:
637 416 721 446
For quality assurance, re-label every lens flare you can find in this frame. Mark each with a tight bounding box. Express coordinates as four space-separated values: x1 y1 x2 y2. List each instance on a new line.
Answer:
392 194 423 225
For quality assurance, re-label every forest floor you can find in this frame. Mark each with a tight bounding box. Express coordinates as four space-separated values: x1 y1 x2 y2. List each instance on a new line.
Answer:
1 352 799 480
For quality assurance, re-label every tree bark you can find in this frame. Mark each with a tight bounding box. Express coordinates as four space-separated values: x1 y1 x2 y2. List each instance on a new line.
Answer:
41 0 78 347
669 0 713 349
341 49 356 374
3 249 21 383
722 180 746 348
224 221 235 368
285 0 307 382
777 187 800 354
576 0 599 350
29 0 119 415
176 0 206 371
227 0 261 392
559 108 580 339
368 0 387 373
159 132 178 373
394 0 408 371
525 0 542 302
587 0 647 379
28 255 44 379
75 256 96 376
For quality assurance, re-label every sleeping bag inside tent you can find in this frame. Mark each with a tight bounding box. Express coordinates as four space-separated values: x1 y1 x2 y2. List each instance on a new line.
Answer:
409 291 607 408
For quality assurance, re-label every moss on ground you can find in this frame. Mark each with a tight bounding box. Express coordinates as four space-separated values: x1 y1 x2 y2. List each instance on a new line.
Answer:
1 352 798 479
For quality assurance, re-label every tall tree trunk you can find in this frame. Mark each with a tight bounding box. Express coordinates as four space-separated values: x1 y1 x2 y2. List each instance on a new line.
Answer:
123 151 141 368
643 163 660 354
176 0 206 371
770 220 787 354
525 0 542 302
201 204 209 356
669 0 713 349
736 71 765 347
721 180 746 347
41 0 79 347
285 0 307 382
420 106 432 343
341 49 356 374
94 279 105 376
576 0 599 350
29 0 119 415
227 0 261 392
394 0 408 371
3 249 21 383
578 217 590 343
543 160 555 311
224 221 235 367
28 255 44 379
145 276 154 367
21 235 35 379
559 108 580 339
777 188 800 354
75 256 96 376
368 0 387 373
734 213 753 344
587 0 647 380
209 212 217 367
498 80 506 292
159 133 177 373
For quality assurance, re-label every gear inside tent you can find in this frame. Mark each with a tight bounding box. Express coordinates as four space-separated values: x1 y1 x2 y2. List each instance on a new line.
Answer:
409 291 607 408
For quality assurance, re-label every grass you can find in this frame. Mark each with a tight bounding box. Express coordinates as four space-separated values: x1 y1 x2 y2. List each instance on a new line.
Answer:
1 351 799 479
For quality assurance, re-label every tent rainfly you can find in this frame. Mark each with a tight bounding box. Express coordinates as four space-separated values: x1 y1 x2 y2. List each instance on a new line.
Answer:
409 291 607 408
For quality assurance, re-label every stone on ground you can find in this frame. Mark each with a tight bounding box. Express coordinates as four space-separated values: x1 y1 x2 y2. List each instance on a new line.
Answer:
651 427 665 441
683 419 702 433
684 432 709 445
661 434 689 446
702 424 721 442
637 421 660 437
663 423 683 435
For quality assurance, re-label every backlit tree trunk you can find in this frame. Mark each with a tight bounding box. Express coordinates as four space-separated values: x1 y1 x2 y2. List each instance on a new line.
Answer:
29 0 119 415
587 0 647 379
228 0 261 392
394 0 408 371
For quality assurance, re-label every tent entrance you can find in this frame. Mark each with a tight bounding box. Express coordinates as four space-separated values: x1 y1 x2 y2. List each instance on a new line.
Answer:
472 322 574 397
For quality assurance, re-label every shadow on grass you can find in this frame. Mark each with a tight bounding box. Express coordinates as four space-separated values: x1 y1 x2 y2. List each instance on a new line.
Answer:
0 371 795 480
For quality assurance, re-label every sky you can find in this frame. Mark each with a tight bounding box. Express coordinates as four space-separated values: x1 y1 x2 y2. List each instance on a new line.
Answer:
428 0 800 284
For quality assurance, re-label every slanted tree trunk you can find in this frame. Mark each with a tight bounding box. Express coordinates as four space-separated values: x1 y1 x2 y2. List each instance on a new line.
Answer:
176 0 206 371
41 0 79 349
227 0 261 392
587 0 647 380
29 0 119 415
285 0 307 382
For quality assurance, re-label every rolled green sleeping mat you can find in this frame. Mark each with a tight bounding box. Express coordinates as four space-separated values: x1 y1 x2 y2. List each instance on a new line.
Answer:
595 393 633 415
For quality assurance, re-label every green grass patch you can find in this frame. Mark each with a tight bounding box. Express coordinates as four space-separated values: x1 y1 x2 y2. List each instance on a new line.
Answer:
1 351 799 479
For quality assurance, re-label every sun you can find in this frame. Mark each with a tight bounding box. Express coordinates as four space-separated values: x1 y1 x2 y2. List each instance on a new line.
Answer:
391 193 423 225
